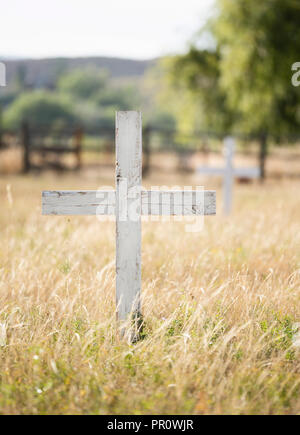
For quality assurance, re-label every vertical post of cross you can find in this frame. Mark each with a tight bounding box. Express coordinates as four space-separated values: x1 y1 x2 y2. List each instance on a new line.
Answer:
115 111 142 323
223 136 234 215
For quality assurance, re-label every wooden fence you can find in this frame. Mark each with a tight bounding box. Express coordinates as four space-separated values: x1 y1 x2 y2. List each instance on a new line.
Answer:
0 121 285 180
21 122 83 173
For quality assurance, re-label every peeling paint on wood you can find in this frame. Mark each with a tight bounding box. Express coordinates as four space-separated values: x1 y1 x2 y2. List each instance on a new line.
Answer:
116 111 142 321
42 111 216 326
42 190 216 216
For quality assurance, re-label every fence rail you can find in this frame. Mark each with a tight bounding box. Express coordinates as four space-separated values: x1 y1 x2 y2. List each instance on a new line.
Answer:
1 121 300 177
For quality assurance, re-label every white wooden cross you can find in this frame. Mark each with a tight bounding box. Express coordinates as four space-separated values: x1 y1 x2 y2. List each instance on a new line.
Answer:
43 111 216 324
197 136 260 215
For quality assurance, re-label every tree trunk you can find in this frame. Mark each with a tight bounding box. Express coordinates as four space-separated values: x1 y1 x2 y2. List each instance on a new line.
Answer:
74 126 83 170
142 126 151 177
259 133 267 182
22 121 31 173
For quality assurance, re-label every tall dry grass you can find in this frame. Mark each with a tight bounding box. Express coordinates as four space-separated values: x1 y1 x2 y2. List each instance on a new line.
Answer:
0 164 299 414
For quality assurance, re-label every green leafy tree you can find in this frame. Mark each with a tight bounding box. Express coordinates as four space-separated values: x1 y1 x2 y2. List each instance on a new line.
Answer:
72 101 115 132
167 48 236 136
57 67 108 100
15 64 27 91
95 85 140 111
212 0 300 178
165 0 300 178
3 91 77 130
57 68 139 130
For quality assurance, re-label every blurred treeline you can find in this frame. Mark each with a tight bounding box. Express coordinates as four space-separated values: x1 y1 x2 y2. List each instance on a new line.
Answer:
1 0 300 168
157 0 300 175
0 66 143 132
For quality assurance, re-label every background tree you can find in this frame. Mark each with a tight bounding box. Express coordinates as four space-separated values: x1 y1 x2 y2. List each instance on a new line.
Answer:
166 48 236 137
57 67 108 100
213 0 300 178
3 91 77 130
94 85 140 111
2 67 143 133
164 0 300 179
15 64 27 91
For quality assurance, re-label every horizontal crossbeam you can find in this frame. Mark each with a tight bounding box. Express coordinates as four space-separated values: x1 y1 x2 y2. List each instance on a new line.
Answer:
198 166 260 178
42 190 216 216
234 167 260 178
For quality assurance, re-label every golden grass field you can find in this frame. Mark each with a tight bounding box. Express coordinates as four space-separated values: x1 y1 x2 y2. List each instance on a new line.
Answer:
0 149 300 415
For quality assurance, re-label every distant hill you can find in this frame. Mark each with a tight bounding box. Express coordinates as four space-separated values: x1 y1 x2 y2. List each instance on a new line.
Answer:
1 56 156 90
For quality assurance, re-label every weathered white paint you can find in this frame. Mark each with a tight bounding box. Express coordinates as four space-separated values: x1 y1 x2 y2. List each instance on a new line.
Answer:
42 190 216 216
42 190 115 215
234 168 261 178
115 111 142 321
43 111 216 325
197 136 260 215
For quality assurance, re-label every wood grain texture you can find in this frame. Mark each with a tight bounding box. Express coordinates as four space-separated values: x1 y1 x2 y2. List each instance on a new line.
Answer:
115 111 142 321
42 190 216 216
42 111 217 326
42 190 115 215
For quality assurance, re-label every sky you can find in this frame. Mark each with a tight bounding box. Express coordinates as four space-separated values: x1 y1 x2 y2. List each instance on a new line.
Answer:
1 0 215 60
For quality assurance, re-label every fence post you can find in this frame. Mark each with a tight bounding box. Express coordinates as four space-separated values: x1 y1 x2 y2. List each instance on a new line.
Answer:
74 126 83 170
22 121 30 173
259 133 267 182
142 126 150 177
